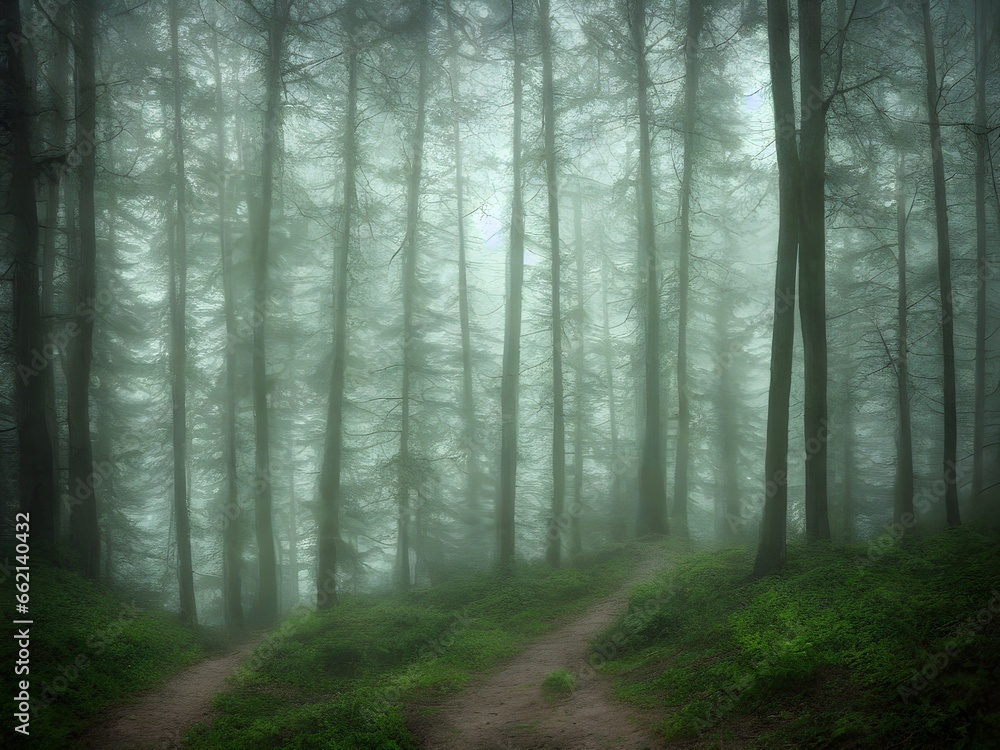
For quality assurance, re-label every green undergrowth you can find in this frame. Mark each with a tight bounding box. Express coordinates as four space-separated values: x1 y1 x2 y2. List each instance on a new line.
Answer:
542 667 577 699
184 544 640 749
598 523 1000 749
0 560 204 748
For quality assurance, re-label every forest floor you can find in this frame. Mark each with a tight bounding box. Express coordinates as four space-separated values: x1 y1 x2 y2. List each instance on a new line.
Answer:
79 633 264 750
409 548 665 750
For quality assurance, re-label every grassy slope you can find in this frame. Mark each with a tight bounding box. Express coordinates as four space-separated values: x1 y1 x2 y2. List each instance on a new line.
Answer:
1 562 203 748
13 525 992 749
184 545 639 749
598 523 1000 749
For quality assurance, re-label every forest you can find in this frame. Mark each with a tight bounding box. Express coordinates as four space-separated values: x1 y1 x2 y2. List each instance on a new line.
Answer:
2 0 1000 747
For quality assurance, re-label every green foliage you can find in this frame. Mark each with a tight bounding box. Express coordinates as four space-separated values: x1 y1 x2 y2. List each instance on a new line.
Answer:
185 546 635 748
252 602 454 691
600 525 1000 748
0 562 202 747
541 668 577 698
200 689 418 750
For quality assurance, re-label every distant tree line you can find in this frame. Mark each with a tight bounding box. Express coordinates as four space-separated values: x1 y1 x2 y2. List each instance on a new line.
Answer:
2 0 997 627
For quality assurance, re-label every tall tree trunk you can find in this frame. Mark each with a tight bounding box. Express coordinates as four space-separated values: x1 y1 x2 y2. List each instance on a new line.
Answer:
98 165 121 582
168 0 197 626
211 12 244 634
4 0 58 547
447 0 478 518
60 164 78 519
570 193 585 557
753 0 799 577
797 0 830 541
631 0 668 537
715 298 741 543
317 9 358 609
540 0 566 567
894 151 915 525
631 142 646 482
95 376 116 581
972 0 991 499
842 395 855 540
287 439 298 606
672 0 705 539
920 0 960 527
67 0 100 576
40 8 70 531
252 2 290 625
601 249 627 540
498 7 524 571
397 0 429 589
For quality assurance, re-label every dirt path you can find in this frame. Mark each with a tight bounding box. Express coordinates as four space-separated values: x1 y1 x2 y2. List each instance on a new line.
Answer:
78 635 263 749
412 551 665 750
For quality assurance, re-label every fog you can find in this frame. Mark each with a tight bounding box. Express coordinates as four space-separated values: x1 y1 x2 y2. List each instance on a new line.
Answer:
3 0 999 747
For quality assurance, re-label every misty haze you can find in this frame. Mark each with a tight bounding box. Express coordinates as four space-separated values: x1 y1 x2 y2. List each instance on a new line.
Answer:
2 0 999 748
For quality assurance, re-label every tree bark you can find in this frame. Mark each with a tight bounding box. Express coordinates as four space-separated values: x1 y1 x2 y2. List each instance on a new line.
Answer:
252 0 290 624
797 0 830 542
95 373 117 581
285 438 298 606
67 0 100 576
601 249 627 540
210 13 244 634
40 7 70 531
753 0 799 577
570 192 585 557
3 0 58 547
168 0 197 626
972 0 991 499
894 151 914 525
631 0 668 537
447 0 479 518
397 0 429 589
714 298 741 543
842 394 855 540
317 6 358 610
672 0 705 539
540 0 566 568
920 0 960 527
498 7 525 571
631 143 646 483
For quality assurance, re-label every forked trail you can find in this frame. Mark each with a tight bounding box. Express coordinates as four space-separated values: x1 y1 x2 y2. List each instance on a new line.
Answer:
78 635 262 749
411 552 664 750
79 553 662 750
